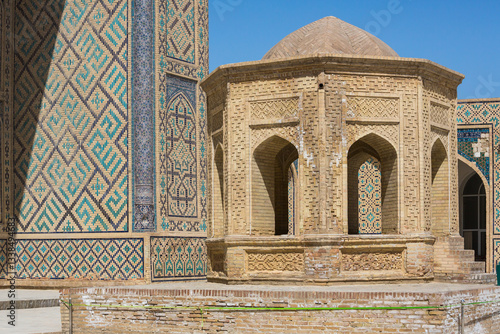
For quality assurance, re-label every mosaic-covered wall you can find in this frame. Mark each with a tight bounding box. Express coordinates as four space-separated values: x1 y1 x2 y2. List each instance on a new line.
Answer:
1 0 14 229
153 0 208 281
0 0 208 282
358 157 382 234
457 100 499 270
151 237 205 279
14 0 130 234
457 128 490 183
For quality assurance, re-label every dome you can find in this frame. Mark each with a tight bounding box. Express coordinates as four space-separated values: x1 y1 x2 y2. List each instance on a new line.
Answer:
262 16 399 60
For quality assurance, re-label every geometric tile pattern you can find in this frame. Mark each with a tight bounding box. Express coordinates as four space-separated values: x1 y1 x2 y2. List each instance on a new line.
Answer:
163 0 195 64
1 0 14 230
197 0 209 235
0 0 208 283
0 240 7 278
156 0 209 235
0 127 2 226
156 0 206 79
8 239 143 280
159 220 201 232
494 239 500 268
132 0 155 232
14 0 129 233
457 101 500 235
151 237 206 281
457 128 490 183
157 74 198 224
358 157 382 234
0 7 2 84
0 0 2 226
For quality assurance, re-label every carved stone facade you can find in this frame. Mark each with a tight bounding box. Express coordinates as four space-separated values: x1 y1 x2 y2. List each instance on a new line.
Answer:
201 17 494 284
341 252 403 272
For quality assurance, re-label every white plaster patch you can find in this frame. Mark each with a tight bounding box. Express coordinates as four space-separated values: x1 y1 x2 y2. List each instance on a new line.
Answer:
470 322 485 333
304 151 315 168
331 152 342 168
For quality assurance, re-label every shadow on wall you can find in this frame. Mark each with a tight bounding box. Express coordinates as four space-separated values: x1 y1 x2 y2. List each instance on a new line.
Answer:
1 0 137 281
13 0 65 233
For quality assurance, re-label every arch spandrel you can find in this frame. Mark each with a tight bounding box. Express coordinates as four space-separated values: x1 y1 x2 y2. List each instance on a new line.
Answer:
346 130 399 158
250 128 299 153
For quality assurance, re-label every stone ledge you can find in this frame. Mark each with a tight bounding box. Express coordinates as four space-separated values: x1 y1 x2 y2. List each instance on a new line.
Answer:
59 282 500 333
60 282 500 298
0 298 59 310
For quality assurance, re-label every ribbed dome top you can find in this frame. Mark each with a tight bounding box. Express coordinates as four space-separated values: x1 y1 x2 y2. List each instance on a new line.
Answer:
262 16 399 60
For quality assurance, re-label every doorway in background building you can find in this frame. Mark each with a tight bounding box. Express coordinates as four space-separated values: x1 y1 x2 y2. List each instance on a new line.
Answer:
459 160 487 262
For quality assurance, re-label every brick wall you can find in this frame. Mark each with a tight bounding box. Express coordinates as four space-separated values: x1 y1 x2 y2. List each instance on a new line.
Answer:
60 285 500 333
431 139 450 236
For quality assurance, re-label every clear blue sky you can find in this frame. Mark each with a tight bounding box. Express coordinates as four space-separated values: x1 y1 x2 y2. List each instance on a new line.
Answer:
209 0 500 99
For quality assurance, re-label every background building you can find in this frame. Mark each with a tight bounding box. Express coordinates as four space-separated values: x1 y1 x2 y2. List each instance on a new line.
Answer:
457 99 500 272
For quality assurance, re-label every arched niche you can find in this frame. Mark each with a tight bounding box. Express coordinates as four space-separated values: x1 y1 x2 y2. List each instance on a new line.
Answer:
348 133 398 234
252 136 298 236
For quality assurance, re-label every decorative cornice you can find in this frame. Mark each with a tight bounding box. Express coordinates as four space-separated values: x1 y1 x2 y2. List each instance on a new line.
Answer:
201 54 465 92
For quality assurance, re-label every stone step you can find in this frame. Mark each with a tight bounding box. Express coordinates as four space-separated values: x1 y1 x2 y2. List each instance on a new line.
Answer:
459 261 486 273
435 237 465 248
0 306 62 333
0 289 59 310
438 249 476 259
0 290 61 333
458 249 476 258
0 298 59 310
435 261 486 275
435 273 497 284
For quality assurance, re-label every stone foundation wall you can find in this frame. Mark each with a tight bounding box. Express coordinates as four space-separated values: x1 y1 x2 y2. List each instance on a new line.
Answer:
206 235 435 284
60 285 500 333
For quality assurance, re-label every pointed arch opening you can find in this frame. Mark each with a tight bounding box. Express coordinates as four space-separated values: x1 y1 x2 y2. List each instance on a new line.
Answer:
430 139 450 236
348 133 398 234
252 136 298 236
213 144 224 237
459 159 487 262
